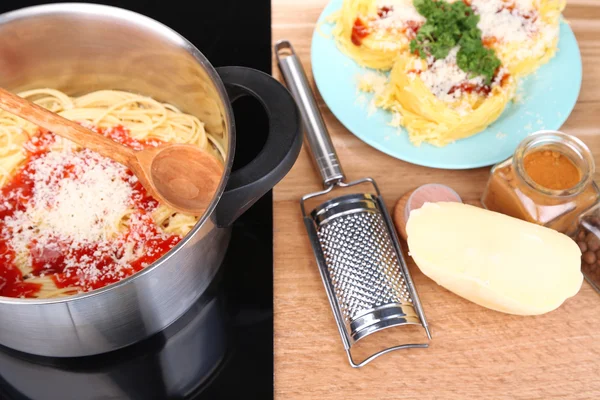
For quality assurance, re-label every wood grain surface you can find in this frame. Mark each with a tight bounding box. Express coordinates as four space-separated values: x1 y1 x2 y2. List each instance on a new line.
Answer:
272 1 600 398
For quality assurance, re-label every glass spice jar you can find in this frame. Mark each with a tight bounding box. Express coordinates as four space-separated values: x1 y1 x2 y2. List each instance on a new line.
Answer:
481 130 600 237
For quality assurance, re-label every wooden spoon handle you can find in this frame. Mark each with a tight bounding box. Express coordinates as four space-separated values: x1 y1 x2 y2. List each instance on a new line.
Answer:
0 87 135 165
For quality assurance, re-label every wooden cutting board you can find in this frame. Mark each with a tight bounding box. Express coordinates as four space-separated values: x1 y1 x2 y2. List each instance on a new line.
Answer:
272 1 600 398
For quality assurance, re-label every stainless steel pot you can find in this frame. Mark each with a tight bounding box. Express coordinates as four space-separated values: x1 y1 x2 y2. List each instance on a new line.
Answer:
0 288 227 399
0 3 302 357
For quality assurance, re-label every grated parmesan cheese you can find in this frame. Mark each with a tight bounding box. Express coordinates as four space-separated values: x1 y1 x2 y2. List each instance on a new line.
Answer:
374 0 425 29
414 47 486 103
370 0 425 49
476 5 532 43
357 71 388 95
4 149 133 250
357 70 389 116
389 112 404 127
512 0 535 11
472 0 556 62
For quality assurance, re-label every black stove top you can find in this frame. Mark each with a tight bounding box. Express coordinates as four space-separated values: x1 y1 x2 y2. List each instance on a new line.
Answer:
0 1 273 399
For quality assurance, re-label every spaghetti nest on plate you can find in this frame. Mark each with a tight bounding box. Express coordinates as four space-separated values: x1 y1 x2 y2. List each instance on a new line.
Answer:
329 0 566 147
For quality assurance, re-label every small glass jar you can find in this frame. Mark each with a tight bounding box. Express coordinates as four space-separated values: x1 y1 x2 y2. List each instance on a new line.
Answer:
481 130 600 236
572 208 600 291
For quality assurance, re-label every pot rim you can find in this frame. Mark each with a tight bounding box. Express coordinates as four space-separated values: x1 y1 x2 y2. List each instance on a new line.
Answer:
0 2 236 305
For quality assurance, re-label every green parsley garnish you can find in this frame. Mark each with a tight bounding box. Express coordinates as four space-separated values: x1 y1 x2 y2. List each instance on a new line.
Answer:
409 0 502 85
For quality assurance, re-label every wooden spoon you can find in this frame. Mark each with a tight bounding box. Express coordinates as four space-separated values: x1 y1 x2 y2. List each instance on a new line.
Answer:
0 88 223 216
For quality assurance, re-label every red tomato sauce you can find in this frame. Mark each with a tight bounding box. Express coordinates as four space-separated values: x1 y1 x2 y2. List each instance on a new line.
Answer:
377 5 393 18
447 69 511 97
405 20 422 38
0 126 181 298
448 82 493 96
351 18 370 46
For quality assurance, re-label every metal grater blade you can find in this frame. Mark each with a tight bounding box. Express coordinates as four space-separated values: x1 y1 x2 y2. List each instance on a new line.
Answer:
303 184 430 368
315 195 421 341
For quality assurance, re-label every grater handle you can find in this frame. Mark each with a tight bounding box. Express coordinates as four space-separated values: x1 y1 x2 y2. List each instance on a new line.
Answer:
275 40 345 187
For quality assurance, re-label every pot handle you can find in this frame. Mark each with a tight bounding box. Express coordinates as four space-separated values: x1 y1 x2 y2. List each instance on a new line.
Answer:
214 66 302 227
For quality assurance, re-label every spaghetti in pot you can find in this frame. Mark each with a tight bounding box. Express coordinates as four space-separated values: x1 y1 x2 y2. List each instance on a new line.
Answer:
0 89 225 299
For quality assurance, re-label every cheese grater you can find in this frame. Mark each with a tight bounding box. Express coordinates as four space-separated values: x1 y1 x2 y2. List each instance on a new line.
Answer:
275 40 431 368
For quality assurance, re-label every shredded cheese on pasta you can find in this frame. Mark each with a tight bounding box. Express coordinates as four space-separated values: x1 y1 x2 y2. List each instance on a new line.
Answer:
329 0 566 146
0 89 224 298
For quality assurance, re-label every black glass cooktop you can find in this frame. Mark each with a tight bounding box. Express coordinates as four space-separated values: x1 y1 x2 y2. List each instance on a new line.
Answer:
0 1 273 399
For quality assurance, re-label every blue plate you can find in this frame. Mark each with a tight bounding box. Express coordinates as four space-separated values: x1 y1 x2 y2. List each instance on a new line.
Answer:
311 0 582 169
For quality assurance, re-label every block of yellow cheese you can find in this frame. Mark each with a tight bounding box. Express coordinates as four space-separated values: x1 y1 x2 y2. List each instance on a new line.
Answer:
406 202 583 315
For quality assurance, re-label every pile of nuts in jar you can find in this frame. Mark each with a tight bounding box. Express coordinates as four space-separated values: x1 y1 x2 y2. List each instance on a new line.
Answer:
575 216 600 290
